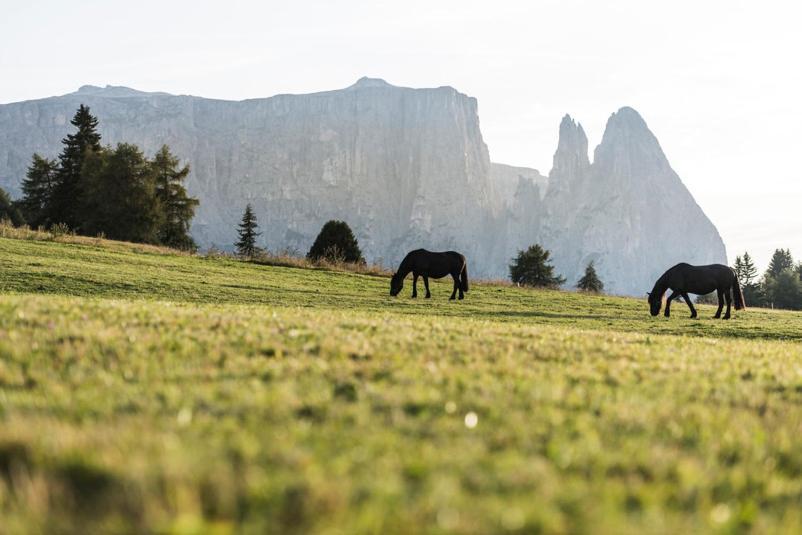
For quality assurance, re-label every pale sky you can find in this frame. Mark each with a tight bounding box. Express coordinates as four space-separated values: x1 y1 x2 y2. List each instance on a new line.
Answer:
2 0 800 271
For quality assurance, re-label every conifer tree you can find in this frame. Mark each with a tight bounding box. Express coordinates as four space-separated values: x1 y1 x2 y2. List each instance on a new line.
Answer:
509 244 566 288
576 260 604 293
307 220 363 263
738 252 759 285
734 251 764 307
235 204 261 257
81 143 162 243
152 145 198 250
19 154 58 227
48 104 102 229
766 248 794 279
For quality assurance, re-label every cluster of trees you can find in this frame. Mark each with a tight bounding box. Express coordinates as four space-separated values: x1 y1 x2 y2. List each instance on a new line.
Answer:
235 205 364 264
509 244 603 293
10 105 198 249
733 249 802 310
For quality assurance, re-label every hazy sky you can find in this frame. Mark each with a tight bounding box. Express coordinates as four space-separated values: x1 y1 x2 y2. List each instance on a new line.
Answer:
2 0 800 270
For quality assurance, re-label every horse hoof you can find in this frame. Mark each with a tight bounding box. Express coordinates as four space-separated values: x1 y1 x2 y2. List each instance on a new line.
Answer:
723 315 731 320
425 295 431 299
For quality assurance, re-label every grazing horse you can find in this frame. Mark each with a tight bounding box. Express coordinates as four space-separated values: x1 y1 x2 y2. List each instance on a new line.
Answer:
648 263 745 319
390 249 469 300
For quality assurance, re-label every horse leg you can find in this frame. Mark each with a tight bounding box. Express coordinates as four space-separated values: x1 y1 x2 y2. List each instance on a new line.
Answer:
450 274 458 300
411 272 418 298
664 290 680 317
424 276 431 298
682 292 697 318
458 272 464 300
723 290 732 319
713 289 724 318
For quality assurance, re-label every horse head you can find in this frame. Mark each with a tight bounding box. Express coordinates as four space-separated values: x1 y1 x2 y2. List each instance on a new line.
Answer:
390 272 403 296
647 291 661 316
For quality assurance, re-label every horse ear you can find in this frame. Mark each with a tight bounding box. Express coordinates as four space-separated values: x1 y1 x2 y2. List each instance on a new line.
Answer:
647 292 651 296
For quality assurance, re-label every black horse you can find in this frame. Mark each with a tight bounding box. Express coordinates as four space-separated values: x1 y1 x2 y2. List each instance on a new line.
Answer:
648 263 745 319
390 249 469 300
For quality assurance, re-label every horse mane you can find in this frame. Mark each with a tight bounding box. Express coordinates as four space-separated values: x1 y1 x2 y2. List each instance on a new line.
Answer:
649 271 670 301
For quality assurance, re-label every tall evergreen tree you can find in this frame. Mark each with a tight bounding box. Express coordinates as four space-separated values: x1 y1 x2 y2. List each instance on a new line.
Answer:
576 261 604 293
766 248 794 279
738 252 759 285
152 145 198 250
48 104 102 229
509 244 566 288
235 204 261 257
81 143 162 243
733 251 764 307
0 187 24 226
19 154 58 227
307 220 363 263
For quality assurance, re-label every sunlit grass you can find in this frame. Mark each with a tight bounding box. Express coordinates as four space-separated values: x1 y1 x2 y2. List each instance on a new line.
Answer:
2 235 802 533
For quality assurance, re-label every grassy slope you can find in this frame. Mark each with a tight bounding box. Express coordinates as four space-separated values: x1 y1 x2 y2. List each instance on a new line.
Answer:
2 236 802 533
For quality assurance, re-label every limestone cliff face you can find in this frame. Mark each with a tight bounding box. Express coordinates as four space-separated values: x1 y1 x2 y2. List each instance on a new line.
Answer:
0 81 726 294
0 78 506 274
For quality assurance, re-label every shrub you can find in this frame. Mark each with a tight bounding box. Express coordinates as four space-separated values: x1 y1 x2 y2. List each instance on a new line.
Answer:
307 221 363 264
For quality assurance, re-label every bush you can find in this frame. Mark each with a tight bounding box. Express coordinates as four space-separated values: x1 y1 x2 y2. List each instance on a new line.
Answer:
509 244 565 288
307 221 364 264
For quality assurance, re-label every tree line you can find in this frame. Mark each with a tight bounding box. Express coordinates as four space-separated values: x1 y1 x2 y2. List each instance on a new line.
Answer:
7 105 198 249
732 249 802 310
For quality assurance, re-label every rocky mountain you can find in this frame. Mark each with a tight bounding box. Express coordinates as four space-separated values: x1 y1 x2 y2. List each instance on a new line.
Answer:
540 110 727 293
0 78 726 294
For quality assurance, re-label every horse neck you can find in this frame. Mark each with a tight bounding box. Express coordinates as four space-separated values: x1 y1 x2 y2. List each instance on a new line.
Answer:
397 256 414 278
651 274 669 298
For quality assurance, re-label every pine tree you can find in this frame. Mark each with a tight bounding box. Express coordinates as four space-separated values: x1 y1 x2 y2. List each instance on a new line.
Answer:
734 251 764 307
0 187 24 226
766 248 794 279
739 252 759 285
235 204 261 257
307 220 363 263
48 104 102 229
19 154 59 227
81 143 162 243
576 260 604 293
152 145 198 250
509 244 566 288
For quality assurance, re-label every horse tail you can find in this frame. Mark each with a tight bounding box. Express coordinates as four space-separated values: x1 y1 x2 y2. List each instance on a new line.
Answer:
733 276 746 310
460 263 469 292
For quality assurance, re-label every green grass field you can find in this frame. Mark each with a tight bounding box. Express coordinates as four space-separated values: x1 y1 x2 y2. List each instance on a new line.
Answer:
2 235 802 533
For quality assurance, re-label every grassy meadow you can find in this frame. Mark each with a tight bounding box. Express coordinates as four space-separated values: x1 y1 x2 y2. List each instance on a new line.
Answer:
2 233 802 533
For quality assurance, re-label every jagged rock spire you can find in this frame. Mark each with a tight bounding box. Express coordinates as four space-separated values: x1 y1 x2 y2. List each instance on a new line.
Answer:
550 114 590 181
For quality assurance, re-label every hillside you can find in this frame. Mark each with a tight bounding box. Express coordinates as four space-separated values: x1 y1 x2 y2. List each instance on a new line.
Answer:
2 235 802 532
0 79 725 294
